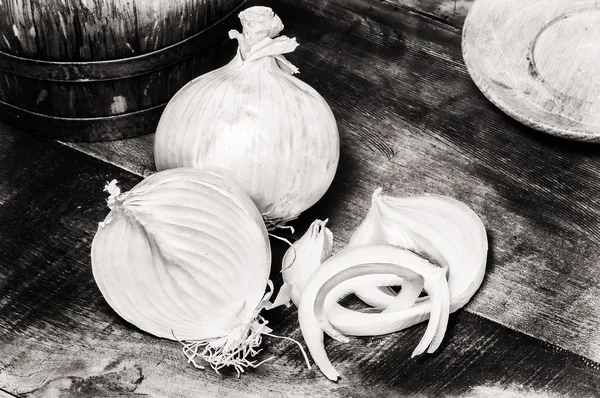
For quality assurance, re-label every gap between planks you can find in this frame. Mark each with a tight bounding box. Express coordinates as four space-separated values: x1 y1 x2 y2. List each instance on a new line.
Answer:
0 388 17 398
380 0 466 30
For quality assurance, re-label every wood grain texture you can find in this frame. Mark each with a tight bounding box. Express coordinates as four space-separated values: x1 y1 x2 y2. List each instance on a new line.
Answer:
63 0 600 365
463 0 600 141
0 125 599 396
0 4 245 82
384 0 473 28
0 0 240 60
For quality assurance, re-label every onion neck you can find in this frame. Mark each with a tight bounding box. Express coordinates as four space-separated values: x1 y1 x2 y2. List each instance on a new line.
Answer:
236 53 281 73
99 180 127 226
236 6 284 59
228 7 299 74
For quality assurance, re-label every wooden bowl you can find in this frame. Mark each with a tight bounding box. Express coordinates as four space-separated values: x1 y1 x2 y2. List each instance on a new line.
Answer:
0 0 246 141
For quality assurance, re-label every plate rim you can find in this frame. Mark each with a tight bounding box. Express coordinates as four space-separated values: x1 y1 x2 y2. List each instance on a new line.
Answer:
461 0 600 143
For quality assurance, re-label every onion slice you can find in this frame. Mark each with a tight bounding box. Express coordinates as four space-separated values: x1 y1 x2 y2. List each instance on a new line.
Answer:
298 244 449 381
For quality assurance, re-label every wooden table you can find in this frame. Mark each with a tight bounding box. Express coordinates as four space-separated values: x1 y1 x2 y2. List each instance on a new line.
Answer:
1 0 600 396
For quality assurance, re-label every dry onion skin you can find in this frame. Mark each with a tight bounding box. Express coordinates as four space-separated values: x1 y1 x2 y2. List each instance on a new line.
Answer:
154 6 340 228
91 168 274 375
272 219 333 308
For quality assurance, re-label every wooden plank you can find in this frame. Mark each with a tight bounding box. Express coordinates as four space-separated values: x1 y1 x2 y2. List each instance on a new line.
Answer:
57 0 600 364
0 127 599 395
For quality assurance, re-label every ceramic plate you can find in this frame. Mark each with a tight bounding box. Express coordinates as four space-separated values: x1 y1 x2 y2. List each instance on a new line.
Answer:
462 0 600 142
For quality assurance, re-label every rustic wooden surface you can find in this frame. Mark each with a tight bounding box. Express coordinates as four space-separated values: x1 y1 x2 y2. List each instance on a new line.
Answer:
1 0 600 396
463 0 600 141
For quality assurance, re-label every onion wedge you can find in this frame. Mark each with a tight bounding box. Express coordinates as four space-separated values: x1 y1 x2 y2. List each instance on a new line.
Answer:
329 190 488 335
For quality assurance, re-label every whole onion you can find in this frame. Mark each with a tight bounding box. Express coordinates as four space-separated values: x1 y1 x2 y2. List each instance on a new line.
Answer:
154 6 340 227
91 168 274 374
